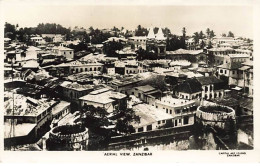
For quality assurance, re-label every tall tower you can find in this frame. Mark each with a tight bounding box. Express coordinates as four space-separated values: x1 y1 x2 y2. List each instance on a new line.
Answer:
146 27 166 57
146 27 156 54
155 27 166 57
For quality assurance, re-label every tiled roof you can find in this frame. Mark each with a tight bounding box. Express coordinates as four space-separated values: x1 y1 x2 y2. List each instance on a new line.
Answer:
217 62 243 70
196 76 223 85
177 79 202 94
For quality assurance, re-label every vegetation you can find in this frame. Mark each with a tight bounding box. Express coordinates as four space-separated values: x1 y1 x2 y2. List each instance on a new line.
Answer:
200 105 233 114
52 124 85 135
113 108 140 135
136 47 158 60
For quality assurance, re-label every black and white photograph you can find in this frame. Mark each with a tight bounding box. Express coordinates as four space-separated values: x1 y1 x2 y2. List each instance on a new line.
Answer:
1 0 260 163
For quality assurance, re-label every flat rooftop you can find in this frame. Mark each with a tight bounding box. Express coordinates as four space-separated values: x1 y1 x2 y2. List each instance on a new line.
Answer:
4 122 36 138
80 90 126 104
132 104 173 128
52 100 71 116
156 96 195 108
4 94 56 117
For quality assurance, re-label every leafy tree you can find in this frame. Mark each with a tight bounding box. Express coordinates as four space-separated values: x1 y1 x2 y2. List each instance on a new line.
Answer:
4 22 16 40
113 108 140 135
135 25 148 36
166 35 186 51
104 40 124 57
207 40 213 49
136 47 158 60
200 40 206 49
222 33 227 37
90 29 112 44
209 30 216 38
77 104 110 129
163 27 172 38
227 31 234 37
68 42 89 53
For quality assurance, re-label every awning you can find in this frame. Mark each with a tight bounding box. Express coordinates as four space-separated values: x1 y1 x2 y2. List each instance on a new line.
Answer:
232 86 243 91
239 66 251 71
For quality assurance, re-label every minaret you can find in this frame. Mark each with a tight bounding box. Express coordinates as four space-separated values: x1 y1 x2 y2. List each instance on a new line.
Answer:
147 27 155 39
156 27 166 40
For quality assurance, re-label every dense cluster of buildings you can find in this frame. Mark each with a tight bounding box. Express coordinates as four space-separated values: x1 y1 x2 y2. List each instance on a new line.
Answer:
3 26 253 150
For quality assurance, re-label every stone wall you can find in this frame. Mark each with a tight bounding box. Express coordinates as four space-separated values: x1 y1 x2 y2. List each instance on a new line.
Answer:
48 124 89 151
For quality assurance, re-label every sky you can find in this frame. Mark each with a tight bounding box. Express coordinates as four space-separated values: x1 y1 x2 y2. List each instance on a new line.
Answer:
3 3 254 38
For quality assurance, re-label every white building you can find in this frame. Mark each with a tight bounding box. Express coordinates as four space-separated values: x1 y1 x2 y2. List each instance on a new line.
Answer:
131 103 173 133
25 46 41 60
155 96 197 127
52 46 74 59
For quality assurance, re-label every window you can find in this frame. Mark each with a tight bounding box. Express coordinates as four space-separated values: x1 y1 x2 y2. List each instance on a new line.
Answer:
205 86 208 92
85 68 88 71
70 52 72 54
170 110 172 114
166 108 168 113
162 120 166 123
158 121 161 124
224 70 227 74
94 67 96 71
232 71 235 74
147 125 152 131
64 52 65 54
156 106 158 108
175 120 178 126
179 119 182 123
184 116 189 125
138 127 143 132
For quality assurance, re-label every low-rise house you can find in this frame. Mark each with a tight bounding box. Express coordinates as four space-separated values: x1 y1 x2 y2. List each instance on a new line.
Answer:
79 88 127 113
130 85 162 105
46 60 104 77
60 81 94 102
131 104 173 133
52 46 74 60
31 36 45 45
51 100 71 127
128 36 147 50
196 76 225 100
4 94 57 146
155 96 198 127
175 78 202 100
208 47 235 66
217 60 253 96
166 49 207 63
25 46 41 60
108 77 141 94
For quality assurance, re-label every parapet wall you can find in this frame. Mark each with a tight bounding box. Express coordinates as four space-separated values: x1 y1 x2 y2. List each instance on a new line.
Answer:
196 105 236 130
48 124 89 151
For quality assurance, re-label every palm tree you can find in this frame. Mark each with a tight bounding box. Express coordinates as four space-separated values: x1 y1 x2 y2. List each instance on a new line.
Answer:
182 27 186 38
199 31 205 39
192 32 200 44
206 28 210 38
